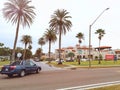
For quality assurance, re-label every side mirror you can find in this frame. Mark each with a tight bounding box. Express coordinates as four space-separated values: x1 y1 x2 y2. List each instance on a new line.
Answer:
34 64 36 66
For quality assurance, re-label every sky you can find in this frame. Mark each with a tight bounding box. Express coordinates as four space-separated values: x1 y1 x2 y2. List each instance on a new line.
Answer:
0 0 120 54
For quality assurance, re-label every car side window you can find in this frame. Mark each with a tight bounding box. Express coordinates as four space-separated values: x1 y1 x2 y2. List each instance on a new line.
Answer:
25 61 30 65
30 61 35 66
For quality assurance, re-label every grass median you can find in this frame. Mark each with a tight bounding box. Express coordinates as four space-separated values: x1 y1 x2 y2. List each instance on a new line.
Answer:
89 84 120 90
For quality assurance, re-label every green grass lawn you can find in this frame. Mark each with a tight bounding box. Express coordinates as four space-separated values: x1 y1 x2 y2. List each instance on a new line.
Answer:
89 84 120 90
67 60 119 65
0 60 10 66
0 60 10 70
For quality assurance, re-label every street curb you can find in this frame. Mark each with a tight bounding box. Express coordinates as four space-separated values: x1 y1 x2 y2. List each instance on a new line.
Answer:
62 65 120 70
64 67 77 70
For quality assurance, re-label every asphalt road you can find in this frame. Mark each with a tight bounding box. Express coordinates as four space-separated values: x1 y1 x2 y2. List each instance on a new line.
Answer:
1 65 120 90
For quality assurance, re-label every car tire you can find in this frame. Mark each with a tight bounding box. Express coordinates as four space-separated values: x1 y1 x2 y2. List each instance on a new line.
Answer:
19 70 25 77
8 74 13 78
36 68 41 73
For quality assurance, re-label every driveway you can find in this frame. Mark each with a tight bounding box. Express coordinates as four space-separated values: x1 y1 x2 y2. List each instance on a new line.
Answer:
32 61 62 71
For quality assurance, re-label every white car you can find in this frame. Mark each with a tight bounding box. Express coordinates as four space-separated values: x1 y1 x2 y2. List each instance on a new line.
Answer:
81 58 88 62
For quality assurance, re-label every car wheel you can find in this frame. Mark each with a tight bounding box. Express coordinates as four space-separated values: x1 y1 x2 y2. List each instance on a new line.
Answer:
19 70 25 77
36 68 41 73
8 74 13 78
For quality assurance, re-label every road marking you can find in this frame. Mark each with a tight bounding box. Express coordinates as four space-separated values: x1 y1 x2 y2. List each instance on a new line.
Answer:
57 80 120 90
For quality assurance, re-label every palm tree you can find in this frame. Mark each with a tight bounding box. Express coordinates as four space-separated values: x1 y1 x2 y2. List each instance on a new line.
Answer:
38 37 45 49
76 32 84 45
35 48 42 60
95 29 105 64
28 44 32 50
49 9 72 64
44 28 57 62
76 32 84 64
21 35 32 60
3 0 35 61
38 37 45 60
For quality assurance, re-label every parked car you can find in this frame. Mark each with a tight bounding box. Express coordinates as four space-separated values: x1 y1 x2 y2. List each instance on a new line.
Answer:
0 60 41 77
81 58 88 62
66 59 74 62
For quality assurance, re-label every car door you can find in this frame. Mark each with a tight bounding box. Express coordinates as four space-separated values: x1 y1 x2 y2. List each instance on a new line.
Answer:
25 60 33 73
29 61 37 72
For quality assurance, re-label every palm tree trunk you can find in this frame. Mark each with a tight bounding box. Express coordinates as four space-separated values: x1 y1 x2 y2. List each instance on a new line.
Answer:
58 26 62 64
23 44 27 60
98 39 101 64
11 17 20 63
48 40 51 63
78 42 81 65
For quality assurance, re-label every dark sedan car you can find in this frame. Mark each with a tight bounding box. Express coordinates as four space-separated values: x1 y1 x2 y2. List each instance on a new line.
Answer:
0 60 41 77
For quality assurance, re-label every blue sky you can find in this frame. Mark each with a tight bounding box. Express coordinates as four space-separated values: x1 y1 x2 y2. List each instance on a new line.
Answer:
0 0 120 54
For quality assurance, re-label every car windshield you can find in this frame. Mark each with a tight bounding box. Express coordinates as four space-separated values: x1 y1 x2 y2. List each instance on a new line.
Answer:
11 61 21 65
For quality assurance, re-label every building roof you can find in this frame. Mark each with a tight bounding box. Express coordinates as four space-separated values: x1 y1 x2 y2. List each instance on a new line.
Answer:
77 46 89 50
114 49 120 52
67 46 74 49
95 46 112 50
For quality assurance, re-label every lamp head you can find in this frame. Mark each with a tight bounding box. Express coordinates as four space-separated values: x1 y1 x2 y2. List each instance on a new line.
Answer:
106 8 109 10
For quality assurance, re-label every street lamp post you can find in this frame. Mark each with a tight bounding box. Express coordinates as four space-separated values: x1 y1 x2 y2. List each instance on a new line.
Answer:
88 8 109 68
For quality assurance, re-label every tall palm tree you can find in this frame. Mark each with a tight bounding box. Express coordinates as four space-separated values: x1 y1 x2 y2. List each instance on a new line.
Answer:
49 9 72 64
76 32 84 64
44 28 57 62
28 44 32 50
95 29 105 64
21 35 32 60
38 37 45 49
3 0 35 61
76 32 84 45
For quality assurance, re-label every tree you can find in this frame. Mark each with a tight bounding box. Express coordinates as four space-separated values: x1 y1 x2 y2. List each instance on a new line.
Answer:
21 35 32 60
28 44 32 50
44 28 57 62
76 32 84 64
68 52 75 61
76 32 84 45
38 37 45 49
0 47 11 56
95 29 105 64
34 48 42 60
0 43 4 48
49 9 72 64
3 0 35 61
24 49 32 59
